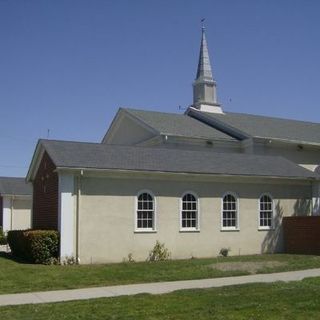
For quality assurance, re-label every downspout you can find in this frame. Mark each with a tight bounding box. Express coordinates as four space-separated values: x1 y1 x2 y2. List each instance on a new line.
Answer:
10 196 14 230
75 170 83 264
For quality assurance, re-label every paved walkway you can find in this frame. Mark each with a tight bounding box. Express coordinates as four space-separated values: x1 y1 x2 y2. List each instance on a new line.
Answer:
1 268 320 307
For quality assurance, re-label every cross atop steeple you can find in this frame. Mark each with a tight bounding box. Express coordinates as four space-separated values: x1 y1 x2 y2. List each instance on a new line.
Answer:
192 23 223 113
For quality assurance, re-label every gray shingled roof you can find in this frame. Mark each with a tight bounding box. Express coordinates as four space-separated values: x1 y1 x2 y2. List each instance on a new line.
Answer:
40 139 317 180
203 111 320 144
125 108 236 141
0 177 32 196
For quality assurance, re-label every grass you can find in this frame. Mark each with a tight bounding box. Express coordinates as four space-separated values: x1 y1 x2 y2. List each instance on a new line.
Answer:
1 253 320 295
1 277 320 319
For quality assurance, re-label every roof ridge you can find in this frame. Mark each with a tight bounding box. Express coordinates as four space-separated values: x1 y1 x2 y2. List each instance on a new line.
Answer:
225 111 320 125
124 107 183 117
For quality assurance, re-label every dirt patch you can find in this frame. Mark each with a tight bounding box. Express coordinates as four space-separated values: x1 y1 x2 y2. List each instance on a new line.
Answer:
211 261 287 274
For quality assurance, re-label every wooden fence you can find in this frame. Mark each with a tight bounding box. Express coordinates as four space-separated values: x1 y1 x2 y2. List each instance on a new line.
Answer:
283 216 320 255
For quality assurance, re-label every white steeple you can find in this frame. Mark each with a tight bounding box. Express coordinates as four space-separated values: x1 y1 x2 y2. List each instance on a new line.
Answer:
192 24 223 113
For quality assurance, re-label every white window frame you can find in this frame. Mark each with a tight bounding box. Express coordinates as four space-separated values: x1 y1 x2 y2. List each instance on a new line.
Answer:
180 191 200 232
258 193 274 230
221 192 239 231
134 190 157 233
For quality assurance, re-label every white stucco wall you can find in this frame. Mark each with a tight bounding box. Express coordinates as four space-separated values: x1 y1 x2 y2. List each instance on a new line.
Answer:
12 199 32 230
2 197 12 233
105 115 155 145
76 174 312 264
1 196 32 233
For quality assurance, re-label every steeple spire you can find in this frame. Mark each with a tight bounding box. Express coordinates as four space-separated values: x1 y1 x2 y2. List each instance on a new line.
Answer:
192 23 223 113
196 25 213 82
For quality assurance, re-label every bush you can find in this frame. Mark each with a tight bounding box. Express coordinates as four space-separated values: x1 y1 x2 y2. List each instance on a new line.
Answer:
148 241 170 262
219 247 230 257
0 227 7 245
7 230 59 264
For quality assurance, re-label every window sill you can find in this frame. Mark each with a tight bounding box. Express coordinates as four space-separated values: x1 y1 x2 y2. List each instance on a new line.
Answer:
220 228 240 232
258 227 274 231
134 229 157 234
179 229 200 233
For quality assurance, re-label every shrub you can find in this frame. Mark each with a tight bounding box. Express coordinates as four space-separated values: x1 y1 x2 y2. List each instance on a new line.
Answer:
219 247 230 257
61 256 77 265
7 230 59 264
0 227 7 245
148 241 170 262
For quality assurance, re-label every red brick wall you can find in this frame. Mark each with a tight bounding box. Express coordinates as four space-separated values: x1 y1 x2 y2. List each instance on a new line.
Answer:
0 196 2 227
32 152 59 229
283 216 320 255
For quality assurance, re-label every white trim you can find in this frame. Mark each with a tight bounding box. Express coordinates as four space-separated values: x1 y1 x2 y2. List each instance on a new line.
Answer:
258 193 274 231
26 142 45 182
179 191 200 232
134 190 157 233
195 104 224 114
58 173 75 260
220 192 240 231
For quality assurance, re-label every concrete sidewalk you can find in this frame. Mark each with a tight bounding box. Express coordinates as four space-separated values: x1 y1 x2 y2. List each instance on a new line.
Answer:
1 268 320 307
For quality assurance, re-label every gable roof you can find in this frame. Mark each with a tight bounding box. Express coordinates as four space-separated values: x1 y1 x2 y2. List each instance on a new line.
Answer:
124 108 236 141
0 177 32 196
199 111 320 145
28 139 318 181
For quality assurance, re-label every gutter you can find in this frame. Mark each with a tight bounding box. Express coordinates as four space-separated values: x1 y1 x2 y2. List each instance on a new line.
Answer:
0 194 32 199
10 196 13 231
253 136 320 148
55 166 319 182
75 170 83 264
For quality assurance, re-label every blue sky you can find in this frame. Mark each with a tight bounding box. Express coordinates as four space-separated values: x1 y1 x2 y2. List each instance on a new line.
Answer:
0 0 319 177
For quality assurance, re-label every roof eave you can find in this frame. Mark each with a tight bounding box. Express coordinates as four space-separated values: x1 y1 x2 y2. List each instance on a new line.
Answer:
253 136 320 148
26 140 46 182
0 193 32 198
55 166 318 181
158 133 238 143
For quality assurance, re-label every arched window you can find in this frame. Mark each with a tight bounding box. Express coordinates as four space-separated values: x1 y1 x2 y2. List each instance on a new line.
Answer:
259 194 273 229
181 193 199 230
136 192 155 231
222 193 238 229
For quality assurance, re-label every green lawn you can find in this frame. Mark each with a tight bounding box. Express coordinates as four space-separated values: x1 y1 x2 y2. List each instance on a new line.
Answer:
1 253 320 295
1 277 320 319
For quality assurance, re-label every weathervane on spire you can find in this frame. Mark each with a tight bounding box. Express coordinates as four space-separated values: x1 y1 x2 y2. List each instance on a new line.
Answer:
201 18 206 30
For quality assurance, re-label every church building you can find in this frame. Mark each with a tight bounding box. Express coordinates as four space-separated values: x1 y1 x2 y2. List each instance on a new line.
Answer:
27 27 320 264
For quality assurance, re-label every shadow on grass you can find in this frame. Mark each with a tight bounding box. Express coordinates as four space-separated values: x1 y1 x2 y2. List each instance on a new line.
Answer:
0 251 32 264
